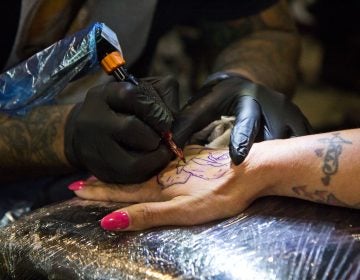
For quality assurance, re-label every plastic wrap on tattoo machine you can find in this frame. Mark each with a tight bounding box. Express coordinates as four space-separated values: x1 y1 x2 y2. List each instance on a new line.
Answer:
0 197 359 279
0 22 121 115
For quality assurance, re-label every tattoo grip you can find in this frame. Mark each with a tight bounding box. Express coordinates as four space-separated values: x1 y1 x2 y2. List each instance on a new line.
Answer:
100 52 185 162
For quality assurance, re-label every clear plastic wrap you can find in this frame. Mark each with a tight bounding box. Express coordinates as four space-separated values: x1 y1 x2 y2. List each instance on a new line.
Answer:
0 197 359 279
0 22 121 115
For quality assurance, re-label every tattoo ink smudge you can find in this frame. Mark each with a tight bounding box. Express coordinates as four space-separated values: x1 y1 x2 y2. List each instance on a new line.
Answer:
317 133 352 186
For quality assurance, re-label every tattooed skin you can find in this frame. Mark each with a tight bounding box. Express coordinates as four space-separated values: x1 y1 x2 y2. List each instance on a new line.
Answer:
292 185 360 209
200 0 300 95
157 147 231 188
315 133 352 186
0 105 73 180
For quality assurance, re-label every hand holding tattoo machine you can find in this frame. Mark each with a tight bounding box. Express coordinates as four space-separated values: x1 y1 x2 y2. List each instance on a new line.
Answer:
0 22 184 162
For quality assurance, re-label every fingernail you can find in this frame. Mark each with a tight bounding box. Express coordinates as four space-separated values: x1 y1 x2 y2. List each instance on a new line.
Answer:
101 211 130 231
87 175 97 182
68 180 86 191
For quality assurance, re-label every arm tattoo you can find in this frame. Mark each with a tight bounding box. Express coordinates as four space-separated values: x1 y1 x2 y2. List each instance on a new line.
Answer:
314 133 352 186
292 185 360 209
0 105 73 180
200 0 300 95
157 147 231 188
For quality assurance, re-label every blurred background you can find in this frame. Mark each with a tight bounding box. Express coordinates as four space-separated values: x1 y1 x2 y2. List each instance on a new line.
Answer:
149 0 360 133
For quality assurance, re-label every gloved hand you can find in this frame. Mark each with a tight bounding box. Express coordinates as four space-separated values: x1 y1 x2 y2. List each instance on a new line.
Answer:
64 76 179 183
173 72 312 165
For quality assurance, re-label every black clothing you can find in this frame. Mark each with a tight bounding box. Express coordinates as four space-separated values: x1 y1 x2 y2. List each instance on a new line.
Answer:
0 0 21 70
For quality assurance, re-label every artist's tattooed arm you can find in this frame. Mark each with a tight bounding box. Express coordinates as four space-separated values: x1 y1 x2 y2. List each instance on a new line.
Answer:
202 0 299 95
0 105 75 181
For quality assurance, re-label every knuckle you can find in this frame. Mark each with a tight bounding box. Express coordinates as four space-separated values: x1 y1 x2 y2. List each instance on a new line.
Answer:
139 205 157 225
121 115 138 131
116 83 138 102
103 189 118 202
107 82 137 105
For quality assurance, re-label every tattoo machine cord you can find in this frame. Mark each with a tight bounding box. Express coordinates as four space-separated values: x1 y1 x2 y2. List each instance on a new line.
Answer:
97 38 185 163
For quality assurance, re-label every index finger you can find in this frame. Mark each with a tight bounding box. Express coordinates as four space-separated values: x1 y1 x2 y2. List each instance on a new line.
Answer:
100 195 226 231
72 177 163 203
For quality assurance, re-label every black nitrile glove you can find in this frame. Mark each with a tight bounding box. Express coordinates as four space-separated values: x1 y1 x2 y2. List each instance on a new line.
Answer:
65 76 179 183
173 72 312 165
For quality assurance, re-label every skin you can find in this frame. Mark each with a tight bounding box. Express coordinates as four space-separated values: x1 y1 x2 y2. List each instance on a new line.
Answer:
0 0 298 179
73 129 360 231
0 105 75 182
203 0 300 95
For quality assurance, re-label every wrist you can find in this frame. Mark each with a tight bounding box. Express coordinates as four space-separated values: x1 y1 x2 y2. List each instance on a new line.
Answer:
239 139 284 198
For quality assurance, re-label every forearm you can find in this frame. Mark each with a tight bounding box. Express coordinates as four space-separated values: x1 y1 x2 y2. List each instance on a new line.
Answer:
0 104 75 181
259 129 360 208
213 0 300 95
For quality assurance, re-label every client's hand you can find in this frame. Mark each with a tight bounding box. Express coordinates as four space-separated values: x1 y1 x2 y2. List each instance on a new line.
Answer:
70 145 269 231
69 129 360 231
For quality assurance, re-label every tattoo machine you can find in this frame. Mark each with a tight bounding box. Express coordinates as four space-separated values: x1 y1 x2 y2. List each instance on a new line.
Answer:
97 34 185 163
0 23 109 115
0 21 184 162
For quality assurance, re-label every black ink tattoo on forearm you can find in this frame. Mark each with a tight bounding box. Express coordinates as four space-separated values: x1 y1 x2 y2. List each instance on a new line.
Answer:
314 133 352 186
292 185 360 209
0 105 73 180
201 0 300 95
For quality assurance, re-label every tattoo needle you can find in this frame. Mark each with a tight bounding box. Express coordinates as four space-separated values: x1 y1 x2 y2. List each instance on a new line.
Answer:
100 51 186 163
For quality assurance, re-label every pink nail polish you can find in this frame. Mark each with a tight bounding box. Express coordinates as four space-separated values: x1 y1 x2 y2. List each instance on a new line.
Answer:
101 211 130 231
68 180 86 191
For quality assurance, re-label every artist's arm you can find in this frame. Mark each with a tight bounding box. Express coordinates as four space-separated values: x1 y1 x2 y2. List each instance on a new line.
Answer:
211 0 300 94
173 0 310 167
0 77 179 183
70 128 360 231
0 105 74 181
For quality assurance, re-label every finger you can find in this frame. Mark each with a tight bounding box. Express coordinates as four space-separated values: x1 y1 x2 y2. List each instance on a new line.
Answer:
106 81 173 133
144 76 180 115
124 144 172 183
99 197 224 231
172 101 219 148
103 81 161 120
229 96 261 165
78 134 170 184
112 113 161 151
136 80 174 132
85 83 161 151
72 177 162 203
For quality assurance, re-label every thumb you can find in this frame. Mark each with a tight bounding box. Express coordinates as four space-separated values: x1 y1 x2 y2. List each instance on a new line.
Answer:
230 96 261 165
100 198 200 231
172 101 220 148
143 76 180 115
